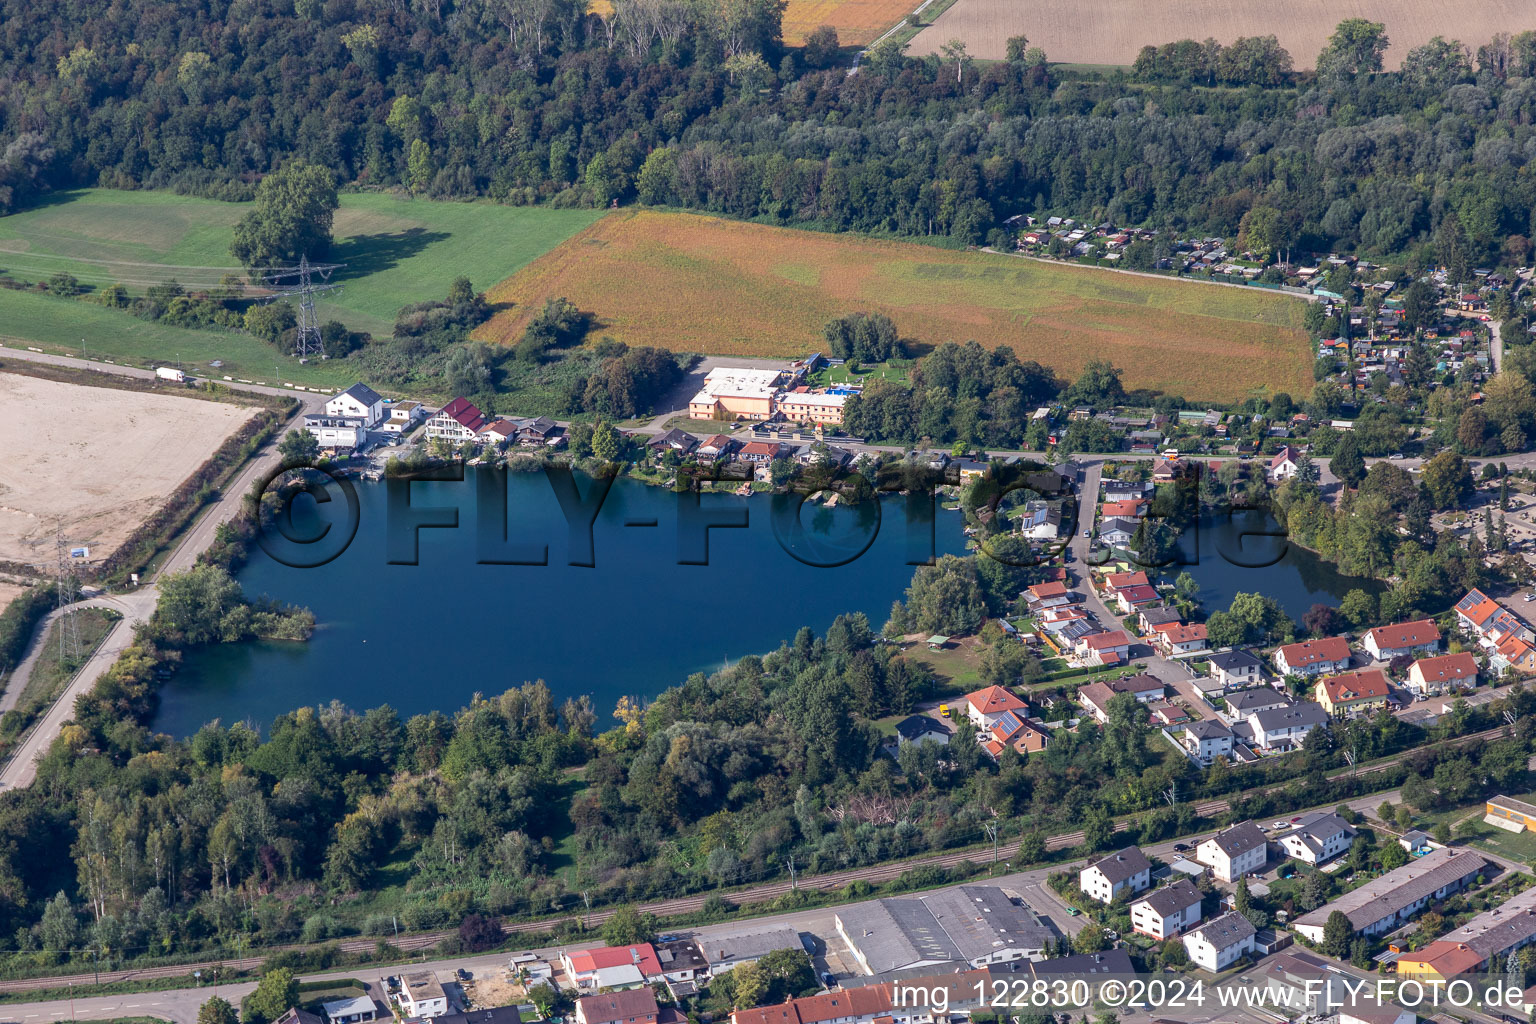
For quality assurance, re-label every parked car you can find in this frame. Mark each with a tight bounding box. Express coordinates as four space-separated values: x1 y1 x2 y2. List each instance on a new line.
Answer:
1066 906 1081 916
456 968 472 982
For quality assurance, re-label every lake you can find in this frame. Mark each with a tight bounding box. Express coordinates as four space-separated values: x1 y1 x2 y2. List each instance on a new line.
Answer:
1171 509 1383 621
153 470 969 735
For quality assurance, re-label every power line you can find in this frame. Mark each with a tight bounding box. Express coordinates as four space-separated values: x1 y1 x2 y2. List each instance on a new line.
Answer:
0 244 250 273
254 256 343 360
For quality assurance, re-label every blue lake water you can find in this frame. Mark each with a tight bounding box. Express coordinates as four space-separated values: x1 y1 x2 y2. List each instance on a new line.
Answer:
1172 509 1383 621
153 475 1380 736
152 470 969 735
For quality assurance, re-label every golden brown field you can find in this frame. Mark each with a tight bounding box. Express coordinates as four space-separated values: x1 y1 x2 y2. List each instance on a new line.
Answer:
478 210 1312 403
909 0 1531 68
585 0 908 43
782 0 914 45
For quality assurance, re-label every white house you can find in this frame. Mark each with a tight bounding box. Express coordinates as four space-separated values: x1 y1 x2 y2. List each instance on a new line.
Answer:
1103 480 1151 502
965 685 1029 730
1099 518 1139 547
1268 446 1302 482
1407 652 1478 695
1130 879 1204 940
382 400 426 434
399 973 448 1018
1197 821 1268 882
302 415 366 449
1223 688 1292 724
1362 619 1441 661
1208 649 1262 690
1272 636 1352 677
1178 720 1234 766
426 396 488 442
1183 912 1256 972
1245 703 1328 753
1079 847 1152 905
1277 811 1357 866
326 383 385 427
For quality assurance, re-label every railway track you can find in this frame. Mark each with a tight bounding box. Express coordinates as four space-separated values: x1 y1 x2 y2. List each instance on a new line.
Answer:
0 724 1514 994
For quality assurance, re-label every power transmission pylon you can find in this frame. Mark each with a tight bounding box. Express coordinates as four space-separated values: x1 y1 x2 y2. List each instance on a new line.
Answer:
256 256 344 360
53 527 82 666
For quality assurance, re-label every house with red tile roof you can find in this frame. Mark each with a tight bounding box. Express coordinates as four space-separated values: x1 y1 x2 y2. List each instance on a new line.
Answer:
426 396 487 441
562 944 664 990
1407 652 1478 695
1362 619 1441 661
1101 500 1148 519
1273 636 1352 677
964 685 1027 729
982 711 1051 758
1080 630 1131 663
1026 581 1075 609
1268 446 1302 482
1315 668 1391 718
1154 622 1208 655
1103 570 1150 592
1456 589 1533 650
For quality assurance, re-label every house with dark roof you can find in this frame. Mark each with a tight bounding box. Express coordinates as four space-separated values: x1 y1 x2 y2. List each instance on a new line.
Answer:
1079 847 1152 904
1208 649 1262 690
1130 879 1204 939
1138 605 1183 633
327 382 385 426
1223 687 1292 723
1099 517 1140 547
1277 811 1357 866
647 428 700 456
1176 719 1234 765
892 715 950 749
1183 912 1256 972
1196 821 1269 882
1104 673 1165 702
1245 702 1327 753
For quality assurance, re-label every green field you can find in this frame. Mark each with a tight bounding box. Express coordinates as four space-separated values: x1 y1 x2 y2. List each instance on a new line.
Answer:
0 288 357 390
0 189 603 337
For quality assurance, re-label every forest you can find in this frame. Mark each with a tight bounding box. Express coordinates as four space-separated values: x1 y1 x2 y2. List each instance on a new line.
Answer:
3 2 1536 266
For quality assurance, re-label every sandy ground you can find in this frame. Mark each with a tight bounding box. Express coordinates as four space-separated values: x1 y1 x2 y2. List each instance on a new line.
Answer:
0 373 253 566
909 0 1533 68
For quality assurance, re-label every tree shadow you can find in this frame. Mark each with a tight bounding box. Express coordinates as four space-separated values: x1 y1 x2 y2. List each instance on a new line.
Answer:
331 227 451 282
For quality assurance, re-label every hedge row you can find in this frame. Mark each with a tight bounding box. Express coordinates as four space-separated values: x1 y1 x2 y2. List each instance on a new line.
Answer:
0 583 57 675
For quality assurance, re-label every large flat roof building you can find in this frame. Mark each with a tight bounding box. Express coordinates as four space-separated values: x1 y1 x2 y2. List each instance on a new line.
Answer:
835 885 1053 975
1293 848 1487 942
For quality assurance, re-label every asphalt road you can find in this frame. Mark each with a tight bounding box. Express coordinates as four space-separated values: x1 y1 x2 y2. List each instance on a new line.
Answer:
0 346 322 790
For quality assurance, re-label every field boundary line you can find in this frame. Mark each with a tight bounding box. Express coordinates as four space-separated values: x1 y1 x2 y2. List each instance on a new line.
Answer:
978 246 1320 304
